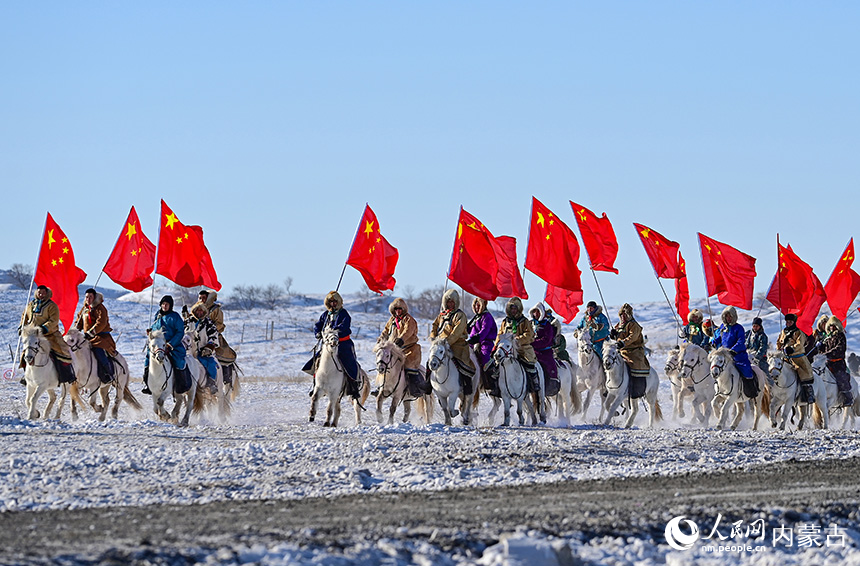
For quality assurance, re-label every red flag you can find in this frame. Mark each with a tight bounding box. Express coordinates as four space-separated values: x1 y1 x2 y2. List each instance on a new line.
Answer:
34 214 87 333
634 223 683 279
545 284 583 324
346 205 399 294
448 208 527 301
102 206 156 292
570 201 619 274
156 200 221 291
675 253 690 323
766 242 826 334
524 197 582 292
698 233 757 310
824 239 860 326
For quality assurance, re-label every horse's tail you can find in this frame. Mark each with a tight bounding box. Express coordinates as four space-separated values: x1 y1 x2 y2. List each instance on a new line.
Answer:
472 386 481 409
219 388 232 418
569 365 582 416
653 399 664 422
853 395 860 417
122 386 143 411
230 372 241 401
192 386 207 414
812 402 824 429
760 384 771 417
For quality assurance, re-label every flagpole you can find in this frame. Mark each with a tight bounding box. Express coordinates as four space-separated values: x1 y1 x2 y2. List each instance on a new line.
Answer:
93 271 104 291
655 275 682 339
444 206 463 292
590 268 612 326
149 204 164 324
694 233 715 324
755 276 773 319
11 215 49 379
776 233 783 321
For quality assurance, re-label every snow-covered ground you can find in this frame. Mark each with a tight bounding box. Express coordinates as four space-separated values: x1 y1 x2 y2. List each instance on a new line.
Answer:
2 286 860 565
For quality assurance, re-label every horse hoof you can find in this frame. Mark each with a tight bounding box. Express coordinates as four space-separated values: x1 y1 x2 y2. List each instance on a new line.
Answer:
308 416 315 422
323 422 331 427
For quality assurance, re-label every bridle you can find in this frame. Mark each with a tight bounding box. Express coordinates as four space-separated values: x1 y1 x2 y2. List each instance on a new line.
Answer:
603 348 625 391
711 354 736 397
429 342 452 384
376 346 404 398
769 356 797 390
493 338 525 399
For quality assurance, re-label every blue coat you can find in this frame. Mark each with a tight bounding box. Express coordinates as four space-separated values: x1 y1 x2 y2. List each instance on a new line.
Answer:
714 323 752 378
314 308 358 381
577 310 610 358
149 310 187 370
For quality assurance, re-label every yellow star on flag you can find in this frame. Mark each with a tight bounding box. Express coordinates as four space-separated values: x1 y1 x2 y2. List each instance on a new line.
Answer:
536 211 545 227
126 222 137 241
176 237 183 244
61 237 68 243
62 247 69 254
577 209 587 222
58 257 64 264
131 249 137 257
640 228 650 238
165 212 179 230
364 220 375 237
47 229 56 249
51 259 57 266
184 232 189 240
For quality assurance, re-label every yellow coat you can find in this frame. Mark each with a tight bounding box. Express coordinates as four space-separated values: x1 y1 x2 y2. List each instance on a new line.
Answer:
20 298 72 362
497 316 536 363
381 299 421 369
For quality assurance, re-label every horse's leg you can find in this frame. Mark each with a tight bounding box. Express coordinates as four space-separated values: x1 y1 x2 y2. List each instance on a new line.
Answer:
402 399 412 424
581 388 593 421
624 398 637 428
69 384 79 422
112 380 124 420
446 394 459 426
180 389 194 427
98 386 110 422
604 393 624 426
309 390 319 423
730 399 745 430
53 387 65 420
486 397 500 426
25 382 39 420
44 389 57 420
376 389 385 424
502 395 512 427
388 391 399 425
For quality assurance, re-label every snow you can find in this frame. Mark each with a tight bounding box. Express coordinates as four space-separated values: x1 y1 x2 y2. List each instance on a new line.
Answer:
2 287 859 564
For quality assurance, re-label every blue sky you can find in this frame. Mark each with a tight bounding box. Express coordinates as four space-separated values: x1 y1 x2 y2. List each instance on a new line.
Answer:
2 3 858 312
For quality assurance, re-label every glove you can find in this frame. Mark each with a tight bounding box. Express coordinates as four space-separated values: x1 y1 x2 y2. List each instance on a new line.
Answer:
609 328 618 340
39 326 48 336
394 338 404 348
784 346 794 356
617 341 625 349
201 346 213 357
165 343 173 351
315 332 321 340
84 331 95 340
678 330 686 340
466 335 479 345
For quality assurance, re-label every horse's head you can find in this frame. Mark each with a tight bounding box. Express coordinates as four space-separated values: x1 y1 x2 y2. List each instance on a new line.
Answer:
602 340 620 371
664 346 681 377
708 348 731 378
148 329 167 364
321 326 340 351
767 352 785 380
21 325 47 366
373 339 402 374
428 338 449 371
493 333 516 364
64 327 88 353
679 343 703 380
811 354 827 378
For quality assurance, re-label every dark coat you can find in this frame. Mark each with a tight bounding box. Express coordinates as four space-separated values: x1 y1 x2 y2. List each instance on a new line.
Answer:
468 311 497 366
532 318 557 381
315 308 358 381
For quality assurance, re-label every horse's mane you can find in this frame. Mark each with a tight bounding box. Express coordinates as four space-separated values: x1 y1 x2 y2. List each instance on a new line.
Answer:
149 329 165 341
21 325 42 339
373 338 405 364
709 347 734 361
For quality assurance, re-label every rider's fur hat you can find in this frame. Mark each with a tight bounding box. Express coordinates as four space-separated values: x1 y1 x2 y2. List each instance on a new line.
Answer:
441 289 460 311
687 309 703 324
586 300 598 309
827 316 844 334
817 314 829 331
619 303 634 319
389 297 408 316
529 302 546 321
752 317 763 326
472 297 487 314
784 313 797 323
505 297 524 318
191 301 209 318
325 291 343 311
720 306 737 326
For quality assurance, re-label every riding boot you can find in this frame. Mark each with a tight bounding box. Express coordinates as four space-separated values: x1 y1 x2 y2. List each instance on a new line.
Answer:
206 376 218 395
141 366 151 395
458 370 473 395
97 361 112 384
222 364 233 386
839 390 854 408
522 362 540 393
346 376 360 399
801 382 815 404
58 361 76 384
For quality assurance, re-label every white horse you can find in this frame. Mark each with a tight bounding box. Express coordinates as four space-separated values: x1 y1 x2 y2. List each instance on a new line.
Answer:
601 340 662 428
709 348 770 431
184 327 231 422
64 328 142 421
485 333 546 427
146 329 203 427
20 325 85 421
676 343 715 427
373 339 433 425
664 347 687 419
309 326 369 427
543 358 582 426
573 328 606 421
767 353 827 430
427 337 480 426
811 355 860 429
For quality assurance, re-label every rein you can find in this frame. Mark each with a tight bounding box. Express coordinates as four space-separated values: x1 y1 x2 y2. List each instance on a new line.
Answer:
430 345 452 385
603 352 626 391
377 348 404 398
496 346 526 400
770 359 797 390
681 355 712 386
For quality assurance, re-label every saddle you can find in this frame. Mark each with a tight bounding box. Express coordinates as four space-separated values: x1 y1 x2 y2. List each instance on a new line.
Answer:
173 363 193 395
518 360 541 394
50 352 77 384
302 351 320 376
741 375 759 399
405 368 431 397
542 362 561 397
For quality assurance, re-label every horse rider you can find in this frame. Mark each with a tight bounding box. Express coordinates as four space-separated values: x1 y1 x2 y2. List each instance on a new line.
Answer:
609 303 650 387
530 302 559 395
18 284 76 384
377 297 428 395
466 297 498 396
576 301 610 359
429 289 475 394
197 289 236 386
820 316 854 407
744 316 769 378
681 308 710 350
190 301 220 394
313 291 361 400
494 297 540 393
142 295 191 395
545 308 572 363
74 288 117 383
776 313 815 404
709 306 757 396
